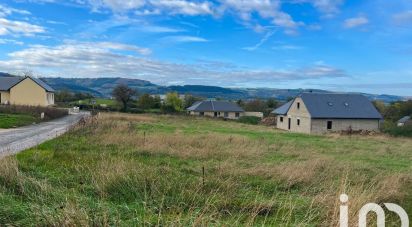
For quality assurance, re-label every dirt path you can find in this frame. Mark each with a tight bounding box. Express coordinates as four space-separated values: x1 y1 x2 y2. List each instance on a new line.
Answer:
0 113 89 157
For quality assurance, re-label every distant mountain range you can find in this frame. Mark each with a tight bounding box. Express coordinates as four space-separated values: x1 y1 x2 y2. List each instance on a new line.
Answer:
0 73 406 102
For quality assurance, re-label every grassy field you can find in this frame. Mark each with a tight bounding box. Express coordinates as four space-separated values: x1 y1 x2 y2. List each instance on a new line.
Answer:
77 98 117 107
0 113 37 129
0 113 411 226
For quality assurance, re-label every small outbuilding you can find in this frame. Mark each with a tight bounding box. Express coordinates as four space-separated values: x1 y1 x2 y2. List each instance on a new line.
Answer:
397 116 411 127
272 93 383 134
187 100 245 119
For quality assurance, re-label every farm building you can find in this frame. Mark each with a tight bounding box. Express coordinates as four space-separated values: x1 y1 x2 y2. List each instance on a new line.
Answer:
397 116 411 127
0 76 55 107
272 93 383 134
187 100 245 119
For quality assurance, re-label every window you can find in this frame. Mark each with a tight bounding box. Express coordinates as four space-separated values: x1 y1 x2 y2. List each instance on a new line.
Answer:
214 112 218 117
297 119 300 126
280 117 284 122
297 102 300 109
235 112 240 118
224 112 229 118
200 112 204 116
327 121 333 130
218 112 221 116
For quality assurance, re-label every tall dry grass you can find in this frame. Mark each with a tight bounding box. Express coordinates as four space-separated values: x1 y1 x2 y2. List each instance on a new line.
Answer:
0 112 411 226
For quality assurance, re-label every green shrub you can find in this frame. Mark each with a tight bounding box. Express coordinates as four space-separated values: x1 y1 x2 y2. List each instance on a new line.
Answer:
0 105 67 120
383 125 412 137
238 116 261 125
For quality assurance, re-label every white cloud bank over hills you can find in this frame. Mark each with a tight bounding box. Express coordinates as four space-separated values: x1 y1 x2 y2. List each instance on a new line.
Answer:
0 41 346 86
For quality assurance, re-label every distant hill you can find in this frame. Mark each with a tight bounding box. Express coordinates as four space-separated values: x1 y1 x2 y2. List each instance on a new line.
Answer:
0 72 16 77
0 73 405 102
40 77 161 97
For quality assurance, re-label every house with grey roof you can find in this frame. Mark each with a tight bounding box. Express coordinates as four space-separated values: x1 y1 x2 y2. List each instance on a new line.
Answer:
187 100 245 119
0 76 55 106
397 116 411 127
272 93 383 134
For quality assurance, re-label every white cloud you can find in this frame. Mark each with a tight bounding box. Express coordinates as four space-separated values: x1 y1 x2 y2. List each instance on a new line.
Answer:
393 10 412 25
83 0 214 15
150 0 213 15
86 41 152 55
71 0 301 33
218 0 302 33
310 0 343 17
272 44 303 50
0 4 45 37
343 16 368 29
0 43 346 86
87 0 145 12
0 18 45 36
162 35 209 43
290 0 344 17
0 38 24 45
0 4 31 17
243 29 277 51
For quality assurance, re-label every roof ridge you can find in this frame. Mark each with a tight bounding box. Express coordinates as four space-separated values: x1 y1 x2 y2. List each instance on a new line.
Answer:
211 100 215 111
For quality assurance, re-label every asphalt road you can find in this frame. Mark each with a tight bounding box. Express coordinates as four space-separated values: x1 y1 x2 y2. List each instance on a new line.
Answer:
0 112 88 157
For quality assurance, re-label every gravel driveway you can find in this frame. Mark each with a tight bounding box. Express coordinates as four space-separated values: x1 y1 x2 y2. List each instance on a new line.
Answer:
0 112 89 157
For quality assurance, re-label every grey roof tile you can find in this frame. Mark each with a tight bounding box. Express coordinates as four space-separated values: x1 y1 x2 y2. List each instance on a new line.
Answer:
0 77 22 91
300 93 383 119
272 100 293 115
31 77 55 92
0 76 55 92
398 116 411 123
187 100 244 112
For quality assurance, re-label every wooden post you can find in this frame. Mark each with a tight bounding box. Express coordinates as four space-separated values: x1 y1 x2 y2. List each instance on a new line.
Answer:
143 131 146 146
202 166 205 187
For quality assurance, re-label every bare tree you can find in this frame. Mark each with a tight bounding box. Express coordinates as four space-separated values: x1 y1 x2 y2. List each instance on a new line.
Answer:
112 84 137 111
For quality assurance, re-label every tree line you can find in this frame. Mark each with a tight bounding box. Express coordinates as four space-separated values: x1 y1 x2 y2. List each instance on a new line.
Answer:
373 100 412 123
56 84 281 115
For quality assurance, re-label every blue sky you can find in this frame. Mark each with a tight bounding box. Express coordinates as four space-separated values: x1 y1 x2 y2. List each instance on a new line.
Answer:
0 0 411 95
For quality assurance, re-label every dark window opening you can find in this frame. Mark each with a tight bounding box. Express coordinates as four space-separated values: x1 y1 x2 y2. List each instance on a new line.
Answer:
327 121 333 130
224 112 229 118
200 112 204 116
280 117 284 122
288 118 291 130
235 112 240 118
297 119 300 126
297 102 300 109
214 112 218 117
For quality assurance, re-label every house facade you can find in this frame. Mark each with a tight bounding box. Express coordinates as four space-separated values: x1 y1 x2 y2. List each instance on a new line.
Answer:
187 100 245 120
0 76 55 106
273 93 383 134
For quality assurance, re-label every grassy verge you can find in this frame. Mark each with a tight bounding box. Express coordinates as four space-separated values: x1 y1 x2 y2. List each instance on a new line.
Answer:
0 113 411 225
0 113 37 128
0 105 68 129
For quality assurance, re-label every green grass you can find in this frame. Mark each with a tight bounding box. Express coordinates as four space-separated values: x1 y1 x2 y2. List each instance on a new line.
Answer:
76 98 117 107
0 113 37 128
0 113 411 226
